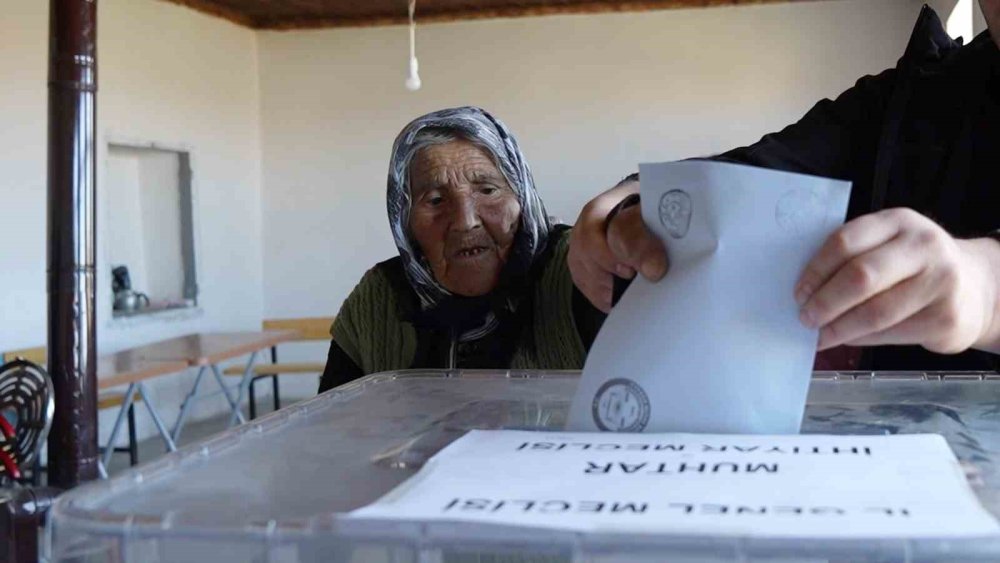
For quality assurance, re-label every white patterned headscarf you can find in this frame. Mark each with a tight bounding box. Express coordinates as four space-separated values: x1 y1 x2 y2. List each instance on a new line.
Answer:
387 106 551 311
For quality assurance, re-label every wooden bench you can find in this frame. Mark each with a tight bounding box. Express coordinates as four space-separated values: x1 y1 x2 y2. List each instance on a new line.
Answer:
1 346 144 476
222 317 333 418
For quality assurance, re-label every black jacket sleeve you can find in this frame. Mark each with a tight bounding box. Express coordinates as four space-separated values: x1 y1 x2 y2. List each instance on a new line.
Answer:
714 69 898 202
618 70 900 218
318 339 365 393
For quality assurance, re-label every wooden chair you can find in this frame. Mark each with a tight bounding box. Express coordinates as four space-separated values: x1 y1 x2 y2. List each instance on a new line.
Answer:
223 317 333 418
2 346 141 470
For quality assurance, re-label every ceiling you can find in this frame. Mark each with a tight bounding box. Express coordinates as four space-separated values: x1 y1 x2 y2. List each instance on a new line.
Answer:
160 0 819 29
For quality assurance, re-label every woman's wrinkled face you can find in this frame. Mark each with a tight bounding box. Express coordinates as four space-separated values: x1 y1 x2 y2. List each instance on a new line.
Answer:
408 140 521 297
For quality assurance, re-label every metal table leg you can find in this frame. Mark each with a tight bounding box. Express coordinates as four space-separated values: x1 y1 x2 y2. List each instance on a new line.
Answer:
138 382 177 453
99 382 180 478
226 351 258 427
171 353 258 442
210 363 245 419
171 366 206 443
100 383 140 471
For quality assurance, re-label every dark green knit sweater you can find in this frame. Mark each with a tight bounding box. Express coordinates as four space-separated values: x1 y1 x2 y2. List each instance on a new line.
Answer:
331 229 586 375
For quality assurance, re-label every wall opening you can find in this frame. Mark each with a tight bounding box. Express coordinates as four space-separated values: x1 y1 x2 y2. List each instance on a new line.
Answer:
106 144 198 317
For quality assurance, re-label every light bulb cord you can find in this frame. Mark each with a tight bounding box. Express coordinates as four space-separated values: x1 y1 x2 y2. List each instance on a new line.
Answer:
405 0 421 90
408 0 417 62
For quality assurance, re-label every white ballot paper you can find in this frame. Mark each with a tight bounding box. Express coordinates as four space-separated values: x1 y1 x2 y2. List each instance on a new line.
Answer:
568 161 851 434
350 430 1000 539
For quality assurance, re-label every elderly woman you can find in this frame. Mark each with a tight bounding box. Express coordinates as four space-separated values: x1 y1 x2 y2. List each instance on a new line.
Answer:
319 107 602 392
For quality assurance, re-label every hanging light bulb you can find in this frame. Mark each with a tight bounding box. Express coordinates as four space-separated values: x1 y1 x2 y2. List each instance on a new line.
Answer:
405 0 422 91
406 57 421 91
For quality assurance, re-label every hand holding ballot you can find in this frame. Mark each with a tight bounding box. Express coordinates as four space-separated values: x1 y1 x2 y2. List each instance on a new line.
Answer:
568 161 851 434
795 208 999 355
570 169 1000 359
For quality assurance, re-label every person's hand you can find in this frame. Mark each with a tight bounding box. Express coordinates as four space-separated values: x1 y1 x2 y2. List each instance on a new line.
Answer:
796 208 1000 355
568 179 668 312
568 180 638 312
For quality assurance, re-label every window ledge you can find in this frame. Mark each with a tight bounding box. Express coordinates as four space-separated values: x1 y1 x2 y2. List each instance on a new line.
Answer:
109 304 204 328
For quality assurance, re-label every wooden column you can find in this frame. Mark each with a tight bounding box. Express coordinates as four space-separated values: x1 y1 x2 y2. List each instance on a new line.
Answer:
47 0 99 488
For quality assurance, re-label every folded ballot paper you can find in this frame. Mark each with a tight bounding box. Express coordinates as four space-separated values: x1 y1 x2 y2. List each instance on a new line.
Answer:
568 160 851 434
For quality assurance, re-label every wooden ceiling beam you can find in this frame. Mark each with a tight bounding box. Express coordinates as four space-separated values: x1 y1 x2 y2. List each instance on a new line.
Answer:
156 0 259 28
160 0 825 30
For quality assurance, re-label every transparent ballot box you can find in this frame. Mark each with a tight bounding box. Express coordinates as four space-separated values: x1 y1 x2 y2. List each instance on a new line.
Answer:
48 370 1000 562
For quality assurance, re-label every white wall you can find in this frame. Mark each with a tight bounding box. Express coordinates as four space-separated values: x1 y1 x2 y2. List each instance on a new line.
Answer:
0 0 264 442
926 0 988 40
974 1 988 34
137 150 185 303
1 1 48 361
258 0 922 335
107 150 150 292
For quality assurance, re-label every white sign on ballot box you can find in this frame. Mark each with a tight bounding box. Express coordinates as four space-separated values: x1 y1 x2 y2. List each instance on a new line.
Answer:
351 430 1000 539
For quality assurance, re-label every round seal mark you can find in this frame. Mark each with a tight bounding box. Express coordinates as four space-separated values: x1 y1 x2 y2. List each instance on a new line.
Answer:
658 189 693 239
592 378 651 432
